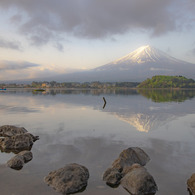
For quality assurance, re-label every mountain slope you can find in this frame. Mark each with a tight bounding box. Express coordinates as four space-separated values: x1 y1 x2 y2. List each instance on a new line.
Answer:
96 45 183 68
29 45 195 83
87 45 195 81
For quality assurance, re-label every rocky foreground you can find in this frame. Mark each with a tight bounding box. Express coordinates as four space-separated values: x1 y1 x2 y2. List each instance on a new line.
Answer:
0 125 39 170
1 125 193 195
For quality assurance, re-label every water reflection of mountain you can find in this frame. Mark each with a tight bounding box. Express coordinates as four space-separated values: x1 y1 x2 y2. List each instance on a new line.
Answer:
114 113 177 132
1 89 195 132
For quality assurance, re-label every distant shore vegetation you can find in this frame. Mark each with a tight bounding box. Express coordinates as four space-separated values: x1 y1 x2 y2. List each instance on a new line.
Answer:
1 75 195 89
137 75 195 88
0 81 139 89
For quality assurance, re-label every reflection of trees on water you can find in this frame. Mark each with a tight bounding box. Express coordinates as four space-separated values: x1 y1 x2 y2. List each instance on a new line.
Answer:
31 88 195 103
137 89 195 102
32 89 139 96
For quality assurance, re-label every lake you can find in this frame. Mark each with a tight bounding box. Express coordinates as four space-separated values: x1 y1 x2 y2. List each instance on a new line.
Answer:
0 88 195 195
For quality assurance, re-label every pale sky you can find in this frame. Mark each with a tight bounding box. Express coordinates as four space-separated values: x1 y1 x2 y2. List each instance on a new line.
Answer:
0 0 195 81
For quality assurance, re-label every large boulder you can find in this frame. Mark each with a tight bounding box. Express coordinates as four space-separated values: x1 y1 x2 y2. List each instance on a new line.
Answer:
44 163 89 194
7 151 33 170
103 147 150 186
0 133 39 153
0 125 27 137
187 173 195 195
121 164 158 195
112 147 150 172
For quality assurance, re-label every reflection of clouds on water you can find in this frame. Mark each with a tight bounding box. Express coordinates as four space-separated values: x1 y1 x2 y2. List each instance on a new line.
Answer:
147 138 195 195
0 104 39 113
1 89 195 133
0 89 194 195
1 132 193 195
191 123 195 129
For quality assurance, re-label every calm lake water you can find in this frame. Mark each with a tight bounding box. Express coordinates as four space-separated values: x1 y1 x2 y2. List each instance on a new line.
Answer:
0 89 195 195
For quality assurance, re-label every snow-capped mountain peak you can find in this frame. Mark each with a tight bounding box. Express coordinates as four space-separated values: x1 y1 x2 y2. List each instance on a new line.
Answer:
91 45 195 81
111 45 179 65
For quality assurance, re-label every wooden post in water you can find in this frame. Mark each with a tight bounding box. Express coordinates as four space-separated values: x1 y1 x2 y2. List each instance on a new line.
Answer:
103 97 107 109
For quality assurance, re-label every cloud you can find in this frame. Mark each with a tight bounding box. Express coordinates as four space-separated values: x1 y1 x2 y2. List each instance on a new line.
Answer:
0 60 66 81
0 0 194 46
0 60 40 71
0 37 22 50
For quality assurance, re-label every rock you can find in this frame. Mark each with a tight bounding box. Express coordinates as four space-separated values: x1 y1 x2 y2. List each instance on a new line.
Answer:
121 164 158 195
0 125 27 137
103 167 122 187
187 173 195 195
103 147 157 194
44 163 89 194
18 150 33 163
112 147 150 173
103 147 150 186
0 133 38 153
7 151 33 170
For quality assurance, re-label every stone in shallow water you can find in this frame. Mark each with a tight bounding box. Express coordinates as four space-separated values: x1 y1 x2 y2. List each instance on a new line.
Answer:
7 151 33 170
0 133 39 153
103 167 122 187
44 163 89 194
0 125 27 137
112 147 150 172
187 173 195 195
103 147 151 186
121 164 158 195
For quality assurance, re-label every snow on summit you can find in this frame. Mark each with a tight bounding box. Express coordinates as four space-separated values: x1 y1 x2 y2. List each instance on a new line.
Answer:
112 45 180 65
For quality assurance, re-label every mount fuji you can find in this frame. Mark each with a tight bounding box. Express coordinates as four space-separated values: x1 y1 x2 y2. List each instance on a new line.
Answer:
88 45 195 81
40 45 195 82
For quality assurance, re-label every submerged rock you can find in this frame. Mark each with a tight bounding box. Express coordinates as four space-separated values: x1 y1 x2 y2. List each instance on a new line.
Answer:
0 133 38 153
187 173 195 195
7 151 33 170
44 163 89 194
121 164 158 195
0 125 27 137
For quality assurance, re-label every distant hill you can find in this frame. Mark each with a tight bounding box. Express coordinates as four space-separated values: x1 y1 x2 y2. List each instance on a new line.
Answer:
137 75 195 88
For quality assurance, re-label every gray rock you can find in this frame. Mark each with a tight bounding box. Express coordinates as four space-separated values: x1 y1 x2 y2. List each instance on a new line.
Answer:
0 125 27 137
7 151 33 170
103 147 150 186
44 163 89 194
187 173 195 195
103 167 122 187
121 164 158 195
103 147 157 194
0 133 38 153
18 150 33 163
112 147 150 172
